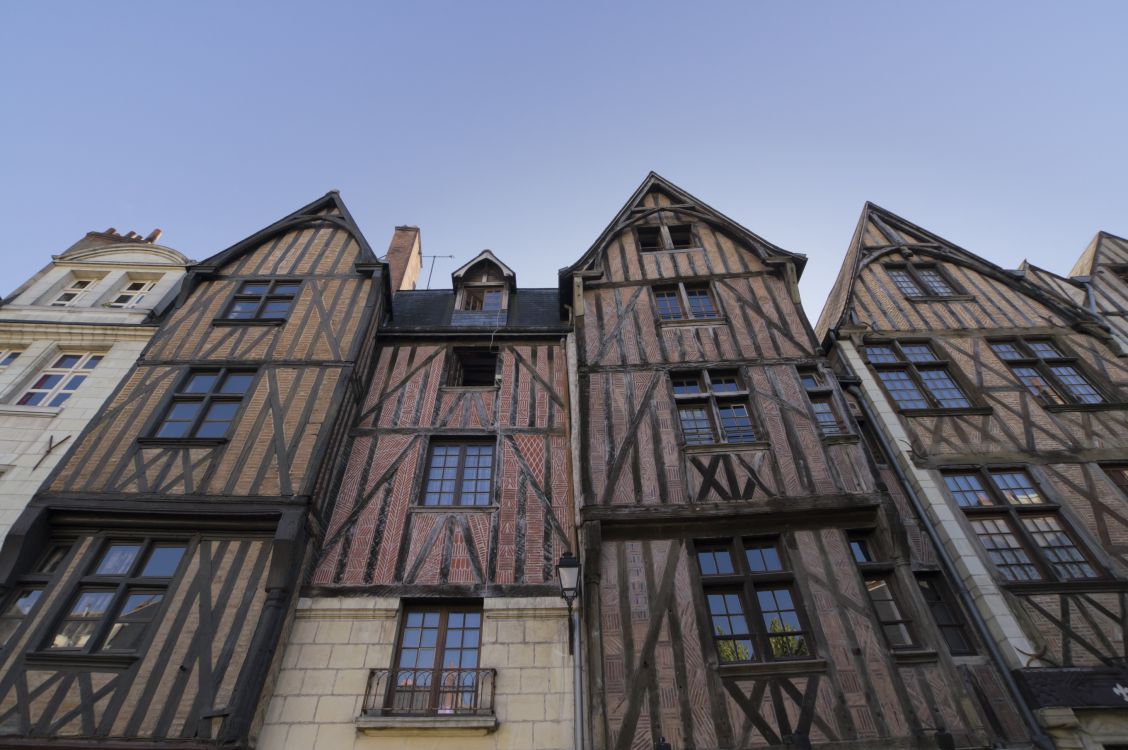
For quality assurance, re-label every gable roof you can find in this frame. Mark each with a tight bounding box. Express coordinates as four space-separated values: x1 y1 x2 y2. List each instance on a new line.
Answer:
451 249 516 288
815 202 1101 342
1070 230 1128 278
558 172 806 305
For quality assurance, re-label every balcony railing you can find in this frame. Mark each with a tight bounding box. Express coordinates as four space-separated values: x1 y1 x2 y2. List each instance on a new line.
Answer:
362 668 497 717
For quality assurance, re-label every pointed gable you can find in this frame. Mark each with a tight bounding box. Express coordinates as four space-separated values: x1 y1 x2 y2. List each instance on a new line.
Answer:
559 172 806 309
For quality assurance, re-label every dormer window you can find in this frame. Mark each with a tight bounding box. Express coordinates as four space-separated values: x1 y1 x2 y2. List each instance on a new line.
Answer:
450 251 515 325
463 287 503 312
49 275 105 307
636 223 696 252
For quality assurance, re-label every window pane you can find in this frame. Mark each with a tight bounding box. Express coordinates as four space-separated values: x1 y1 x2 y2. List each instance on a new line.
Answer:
227 301 259 319
758 587 809 658
685 288 718 319
654 290 683 321
272 283 301 296
157 421 192 439
970 518 1042 581
195 421 230 438
204 401 240 422
141 546 187 577
877 370 929 409
240 282 270 295
54 355 81 369
1049 366 1103 404
865 579 914 648
865 346 899 364
69 591 114 619
811 401 842 435
459 445 494 506
697 549 734 576
900 344 938 363
82 355 102 369
7 590 41 618
989 471 1044 505
220 373 255 394
918 369 970 408
849 537 873 563
261 300 292 318
0 351 19 367
167 402 201 421
423 445 461 506
745 542 782 572
1021 516 1097 580
944 474 994 507
917 268 956 296
481 290 503 312
671 375 703 395
917 577 973 654
679 405 715 445
990 342 1024 361
97 544 142 575
52 620 99 650
1012 366 1064 403
718 404 756 442
1027 341 1061 359
183 373 219 394
888 269 923 297
707 592 754 662
709 373 741 392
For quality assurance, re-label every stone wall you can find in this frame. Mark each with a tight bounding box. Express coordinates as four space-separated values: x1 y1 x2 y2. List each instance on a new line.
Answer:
257 596 574 750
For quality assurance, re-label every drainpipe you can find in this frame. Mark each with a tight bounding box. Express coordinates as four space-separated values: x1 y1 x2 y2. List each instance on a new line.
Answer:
574 606 585 750
835 343 1054 750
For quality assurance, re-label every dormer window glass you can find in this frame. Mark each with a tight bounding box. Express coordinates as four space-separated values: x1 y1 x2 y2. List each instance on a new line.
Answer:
51 277 104 307
463 288 503 312
108 279 160 309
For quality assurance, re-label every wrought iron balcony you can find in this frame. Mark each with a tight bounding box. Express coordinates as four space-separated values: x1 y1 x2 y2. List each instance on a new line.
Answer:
362 667 497 717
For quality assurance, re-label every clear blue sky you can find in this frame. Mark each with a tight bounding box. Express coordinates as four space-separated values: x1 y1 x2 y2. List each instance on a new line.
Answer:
2 2 1126 320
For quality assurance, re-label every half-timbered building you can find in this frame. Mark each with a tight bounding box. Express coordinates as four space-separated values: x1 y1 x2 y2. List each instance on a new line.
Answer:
818 203 1128 749
0 192 387 747
563 175 1025 750
258 235 577 749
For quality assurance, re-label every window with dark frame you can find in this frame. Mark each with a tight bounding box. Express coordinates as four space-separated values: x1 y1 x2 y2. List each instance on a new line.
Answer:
222 280 302 321
696 537 811 663
915 575 974 655
421 442 495 506
457 263 506 312
653 283 720 322
672 370 758 446
884 263 962 298
0 543 71 649
799 369 847 437
865 341 973 411
942 468 1099 583
848 532 917 650
990 339 1106 406
1104 465 1128 498
390 606 483 715
636 223 696 252
44 539 186 654
152 369 255 439
447 349 498 387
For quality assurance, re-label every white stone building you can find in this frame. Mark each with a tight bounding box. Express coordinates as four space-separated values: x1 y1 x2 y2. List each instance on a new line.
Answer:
0 228 189 539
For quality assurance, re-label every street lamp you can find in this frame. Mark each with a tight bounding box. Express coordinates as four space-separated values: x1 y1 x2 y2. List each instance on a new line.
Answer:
556 552 580 654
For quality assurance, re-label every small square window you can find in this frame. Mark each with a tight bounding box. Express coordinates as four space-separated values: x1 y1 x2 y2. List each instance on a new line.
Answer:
667 225 694 249
221 280 301 321
636 226 663 251
152 369 254 440
448 349 498 387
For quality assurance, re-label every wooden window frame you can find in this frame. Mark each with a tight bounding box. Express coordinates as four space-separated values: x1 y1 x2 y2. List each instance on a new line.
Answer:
1103 464 1128 499
106 277 161 309
915 574 975 655
864 340 982 415
635 222 699 253
387 604 484 715
848 532 919 650
219 279 302 323
37 537 188 659
147 368 256 442
419 441 496 507
798 368 849 438
446 348 499 388
941 467 1103 584
15 352 103 408
0 543 72 652
989 337 1110 408
653 282 721 323
693 537 814 664
672 369 760 446
884 263 965 299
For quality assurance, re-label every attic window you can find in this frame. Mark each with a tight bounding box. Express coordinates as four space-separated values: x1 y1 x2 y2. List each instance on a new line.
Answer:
462 288 503 312
636 224 696 252
448 349 498 387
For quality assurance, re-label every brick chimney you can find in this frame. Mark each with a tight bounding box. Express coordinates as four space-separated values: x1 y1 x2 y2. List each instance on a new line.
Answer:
385 226 422 292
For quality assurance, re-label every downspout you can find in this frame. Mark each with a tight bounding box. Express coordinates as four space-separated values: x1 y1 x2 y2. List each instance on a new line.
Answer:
837 349 1053 750
566 327 586 750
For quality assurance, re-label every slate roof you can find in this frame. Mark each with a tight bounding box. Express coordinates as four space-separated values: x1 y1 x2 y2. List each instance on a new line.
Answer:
383 289 567 332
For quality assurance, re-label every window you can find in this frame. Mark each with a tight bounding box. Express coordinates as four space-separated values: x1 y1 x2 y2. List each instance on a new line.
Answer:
152 369 255 439
0 350 21 368
45 539 185 654
1104 465 1128 498
50 276 103 307
799 369 847 437
223 280 301 321
421 443 495 506
884 264 961 298
0 543 71 649
943 468 1099 582
457 264 506 312
447 349 498 387
916 575 974 655
865 341 972 411
16 353 101 407
107 278 160 309
636 223 696 252
848 532 917 649
672 370 758 445
462 288 503 312
390 606 483 714
990 339 1105 406
653 283 720 322
696 538 811 662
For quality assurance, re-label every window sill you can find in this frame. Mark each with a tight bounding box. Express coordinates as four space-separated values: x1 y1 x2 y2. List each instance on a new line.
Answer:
1044 402 1128 413
25 651 139 670
411 504 498 513
0 404 61 418
899 406 993 417
356 714 498 736
136 437 229 447
717 657 827 678
211 318 286 327
684 441 770 455
905 295 975 303
891 648 939 664
658 316 728 328
820 434 860 445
